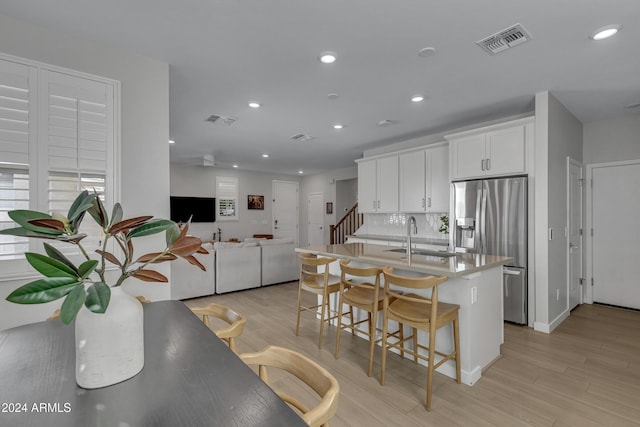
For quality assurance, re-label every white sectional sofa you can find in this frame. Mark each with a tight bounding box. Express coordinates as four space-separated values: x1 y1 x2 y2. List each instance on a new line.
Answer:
259 239 299 286
214 241 262 294
209 238 299 295
170 243 216 300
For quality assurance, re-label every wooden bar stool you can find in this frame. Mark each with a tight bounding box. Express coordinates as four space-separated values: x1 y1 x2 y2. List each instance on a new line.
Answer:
335 260 400 377
380 267 461 411
296 254 341 349
191 303 247 353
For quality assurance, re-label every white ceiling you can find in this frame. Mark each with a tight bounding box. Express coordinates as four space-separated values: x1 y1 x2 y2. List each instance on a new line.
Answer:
1 1 638 175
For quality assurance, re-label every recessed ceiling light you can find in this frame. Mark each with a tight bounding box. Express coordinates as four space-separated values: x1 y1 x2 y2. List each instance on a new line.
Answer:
169 140 175 144
411 95 425 103
590 24 622 40
262 154 269 158
327 93 340 100
319 52 337 64
248 102 261 108
298 170 304 174
418 47 436 58
232 164 238 168
333 124 344 130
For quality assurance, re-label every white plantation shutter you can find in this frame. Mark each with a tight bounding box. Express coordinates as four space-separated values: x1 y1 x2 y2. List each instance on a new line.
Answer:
48 172 106 256
0 59 36 165
0 53 118 273
40 71 114 257
43 70 113 173
0 59 36 260
216 176 238 221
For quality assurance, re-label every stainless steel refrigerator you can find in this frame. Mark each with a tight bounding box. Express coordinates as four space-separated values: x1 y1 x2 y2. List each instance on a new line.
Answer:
452 176 527 324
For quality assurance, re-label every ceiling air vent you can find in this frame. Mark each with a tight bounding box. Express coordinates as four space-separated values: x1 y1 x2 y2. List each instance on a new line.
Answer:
290 133 316 143
477 23 532 55
205 114 238 126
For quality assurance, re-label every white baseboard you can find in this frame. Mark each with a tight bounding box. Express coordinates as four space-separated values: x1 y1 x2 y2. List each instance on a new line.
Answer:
533 309 570 334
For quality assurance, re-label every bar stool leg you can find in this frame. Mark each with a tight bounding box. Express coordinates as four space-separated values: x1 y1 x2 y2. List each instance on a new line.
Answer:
334 291 344 358
368 308 377 377
350 307 355 336
318 288 328 349
454 316 461 383
413 328 418 363
426 326 437 411
295 283 303 336
380 310 389 386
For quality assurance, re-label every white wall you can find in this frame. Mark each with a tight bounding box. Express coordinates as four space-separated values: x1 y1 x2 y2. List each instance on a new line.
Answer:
170 164 301 242
583 113 640 164
534 91 583 333
300 167 358 246
335 178 358 218
0 14 170 330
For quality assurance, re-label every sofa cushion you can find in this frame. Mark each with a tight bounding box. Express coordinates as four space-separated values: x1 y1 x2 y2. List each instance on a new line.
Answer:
258 238 294 246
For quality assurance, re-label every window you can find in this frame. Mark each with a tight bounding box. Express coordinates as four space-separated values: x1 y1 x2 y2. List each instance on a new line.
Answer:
0 167 29 260
0 54 118 275
216 176 238 221
48 172 106 256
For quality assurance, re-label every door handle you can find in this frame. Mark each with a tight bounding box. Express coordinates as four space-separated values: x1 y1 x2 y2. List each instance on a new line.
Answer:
504 268 521 275
486 158 491 170
427 197 431 208
481 159 485 171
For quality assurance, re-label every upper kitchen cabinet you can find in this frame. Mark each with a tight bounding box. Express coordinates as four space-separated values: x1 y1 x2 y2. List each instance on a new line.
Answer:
447 117 534 180
357 155 399 213
399 143 449 212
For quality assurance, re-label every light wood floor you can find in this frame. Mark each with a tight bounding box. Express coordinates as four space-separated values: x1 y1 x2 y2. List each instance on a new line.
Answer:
185 282 640 427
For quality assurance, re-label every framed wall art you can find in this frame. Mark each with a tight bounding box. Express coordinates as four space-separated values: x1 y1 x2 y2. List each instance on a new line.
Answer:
248 195 264 210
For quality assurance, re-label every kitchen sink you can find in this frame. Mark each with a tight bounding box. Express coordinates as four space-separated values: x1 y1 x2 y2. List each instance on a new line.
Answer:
386 248 457 258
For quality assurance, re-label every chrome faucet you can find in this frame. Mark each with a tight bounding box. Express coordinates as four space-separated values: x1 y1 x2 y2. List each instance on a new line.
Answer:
407 215 417 257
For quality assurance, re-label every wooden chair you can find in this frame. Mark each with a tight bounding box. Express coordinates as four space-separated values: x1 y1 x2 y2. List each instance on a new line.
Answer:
191 303 247 353
240 345 340 427
380 267 461 411
296 254 341 349
335 260 393 376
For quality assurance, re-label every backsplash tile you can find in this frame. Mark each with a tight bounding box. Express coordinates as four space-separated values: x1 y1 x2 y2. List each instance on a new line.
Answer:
357 212 449 241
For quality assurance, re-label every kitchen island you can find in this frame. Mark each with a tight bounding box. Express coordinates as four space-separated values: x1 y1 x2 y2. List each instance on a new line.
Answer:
296 242 512 386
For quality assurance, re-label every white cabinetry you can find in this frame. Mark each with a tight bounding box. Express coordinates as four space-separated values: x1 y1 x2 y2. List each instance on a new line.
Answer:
448 118 533 180
357 155 398 213
399 143 449 212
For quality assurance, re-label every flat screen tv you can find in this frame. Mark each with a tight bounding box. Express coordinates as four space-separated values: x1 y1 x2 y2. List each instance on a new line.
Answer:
170 196 215 223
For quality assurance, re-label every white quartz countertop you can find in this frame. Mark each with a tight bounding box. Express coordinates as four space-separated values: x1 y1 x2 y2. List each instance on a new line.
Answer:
296 243 511 278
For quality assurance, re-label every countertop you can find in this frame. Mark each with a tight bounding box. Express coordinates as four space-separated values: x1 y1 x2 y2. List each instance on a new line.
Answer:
296 243 512 278
347 234 449 246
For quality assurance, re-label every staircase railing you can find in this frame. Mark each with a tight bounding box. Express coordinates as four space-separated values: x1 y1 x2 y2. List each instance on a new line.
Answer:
330 203 363 244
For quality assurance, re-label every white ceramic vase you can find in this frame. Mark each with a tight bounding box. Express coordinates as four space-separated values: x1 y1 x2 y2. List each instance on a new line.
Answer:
75 286 144 389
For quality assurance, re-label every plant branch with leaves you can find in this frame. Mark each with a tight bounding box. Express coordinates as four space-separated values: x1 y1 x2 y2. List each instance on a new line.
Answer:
1 191 208 324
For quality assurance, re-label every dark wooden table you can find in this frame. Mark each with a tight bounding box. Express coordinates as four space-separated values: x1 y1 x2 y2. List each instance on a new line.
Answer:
0 301 307 427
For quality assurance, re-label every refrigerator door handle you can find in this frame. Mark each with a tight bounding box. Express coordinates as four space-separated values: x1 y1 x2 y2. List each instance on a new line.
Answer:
480 188 487 254
475 188 483 253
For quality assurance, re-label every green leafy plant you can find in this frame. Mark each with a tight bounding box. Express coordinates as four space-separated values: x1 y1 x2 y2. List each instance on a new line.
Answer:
0 191 207 324
438 215 449 234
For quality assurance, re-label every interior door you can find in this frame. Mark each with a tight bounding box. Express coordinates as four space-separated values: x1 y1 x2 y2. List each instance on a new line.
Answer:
567 159 583 310
592 161 640 309
272 180 299 245
307 192 324 246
